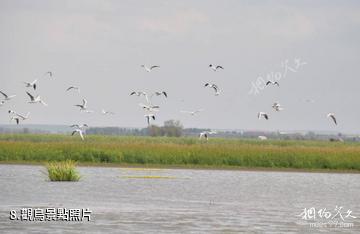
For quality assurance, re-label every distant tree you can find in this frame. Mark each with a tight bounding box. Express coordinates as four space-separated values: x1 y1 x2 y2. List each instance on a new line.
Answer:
162 120 183 137
147 125 162 137
306 131 316 140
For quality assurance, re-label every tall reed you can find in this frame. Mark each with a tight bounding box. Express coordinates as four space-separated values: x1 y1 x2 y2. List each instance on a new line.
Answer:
45 160 81 181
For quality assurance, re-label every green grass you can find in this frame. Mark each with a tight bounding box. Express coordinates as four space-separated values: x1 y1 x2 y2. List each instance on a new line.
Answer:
0 134 360 172
45 160 81 181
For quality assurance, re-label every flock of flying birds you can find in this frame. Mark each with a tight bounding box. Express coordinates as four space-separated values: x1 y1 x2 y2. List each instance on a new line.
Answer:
1 64 338 141
256 80 337 140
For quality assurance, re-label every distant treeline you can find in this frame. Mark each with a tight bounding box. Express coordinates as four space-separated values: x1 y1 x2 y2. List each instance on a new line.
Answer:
1 120 360 142
87 120 210 137
0 127 49 134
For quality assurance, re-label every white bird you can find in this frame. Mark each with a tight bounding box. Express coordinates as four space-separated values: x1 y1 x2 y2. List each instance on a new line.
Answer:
70 124 88 129
180 109 204 116
130 91 147 96
71 129 85 140
258 136 268 140
10 116 21 125
66 86 80 93
304 99 315 103
101 109 115 115
75 99 88 111
26 92 47 106
0 91 16 101
8 110 16 115
10 114 29 125
151 91 167 98
204 83 220 96
327 113 337 125
141 65 160 72
199 131 217 141
8 110 30 120
9 111 30 125
83 110 94 113
139 103 160 112
130 91 150 103
24 79 38 90
44 71 53 78
266 81 279 87
0 100 4 106
272 102 284 112
149 91 167 104
144 113 155 125
258 112 269 120
209 64 224 72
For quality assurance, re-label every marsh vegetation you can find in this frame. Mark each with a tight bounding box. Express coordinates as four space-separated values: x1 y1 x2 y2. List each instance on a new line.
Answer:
45 160 81 181
0 134 359 171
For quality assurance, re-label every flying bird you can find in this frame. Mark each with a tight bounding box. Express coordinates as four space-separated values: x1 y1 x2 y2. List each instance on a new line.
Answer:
72 129 85 140
130 91 147 96
10 116 21 125
8 111 30 125
258 112 269 120
304 99 315 103
327 113 337 125
24 79 38 90
101 109 115 115
0 100 4 106
209 64 224 72
83 110 94 113
130 91 149 103
151 91 167 98
199 132 209 141
75 99 88 111
66 86 80 93
149 91 167 103
205 83 220 96
266 81 279 87
180 109 204 116
0 91 16 101
9 110 30 120
199 131 217 141
26 92 47 106
44 71 53 78
141 65 160 72
139 103 160 112
10 114 29 125
272 102 284 112
258 136 268 140
144 113 155 125
70 124 88 129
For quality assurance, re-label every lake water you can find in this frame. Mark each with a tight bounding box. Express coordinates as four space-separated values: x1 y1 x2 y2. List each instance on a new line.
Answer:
0 164 359 233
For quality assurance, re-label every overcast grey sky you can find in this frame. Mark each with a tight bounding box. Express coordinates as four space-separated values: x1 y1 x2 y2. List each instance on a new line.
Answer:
1 0 360 133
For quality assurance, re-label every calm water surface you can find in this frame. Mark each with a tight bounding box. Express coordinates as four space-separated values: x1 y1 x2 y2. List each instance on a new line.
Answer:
0 164 359 233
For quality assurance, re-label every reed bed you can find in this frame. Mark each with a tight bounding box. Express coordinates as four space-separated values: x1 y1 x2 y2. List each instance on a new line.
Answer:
0 134 359 171
45 160 81 181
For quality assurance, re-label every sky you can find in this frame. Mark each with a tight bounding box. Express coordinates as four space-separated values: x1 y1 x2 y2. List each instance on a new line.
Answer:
0 0 360 133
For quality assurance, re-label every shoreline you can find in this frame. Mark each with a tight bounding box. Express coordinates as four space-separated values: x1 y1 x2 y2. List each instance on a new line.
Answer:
1 161 360 174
